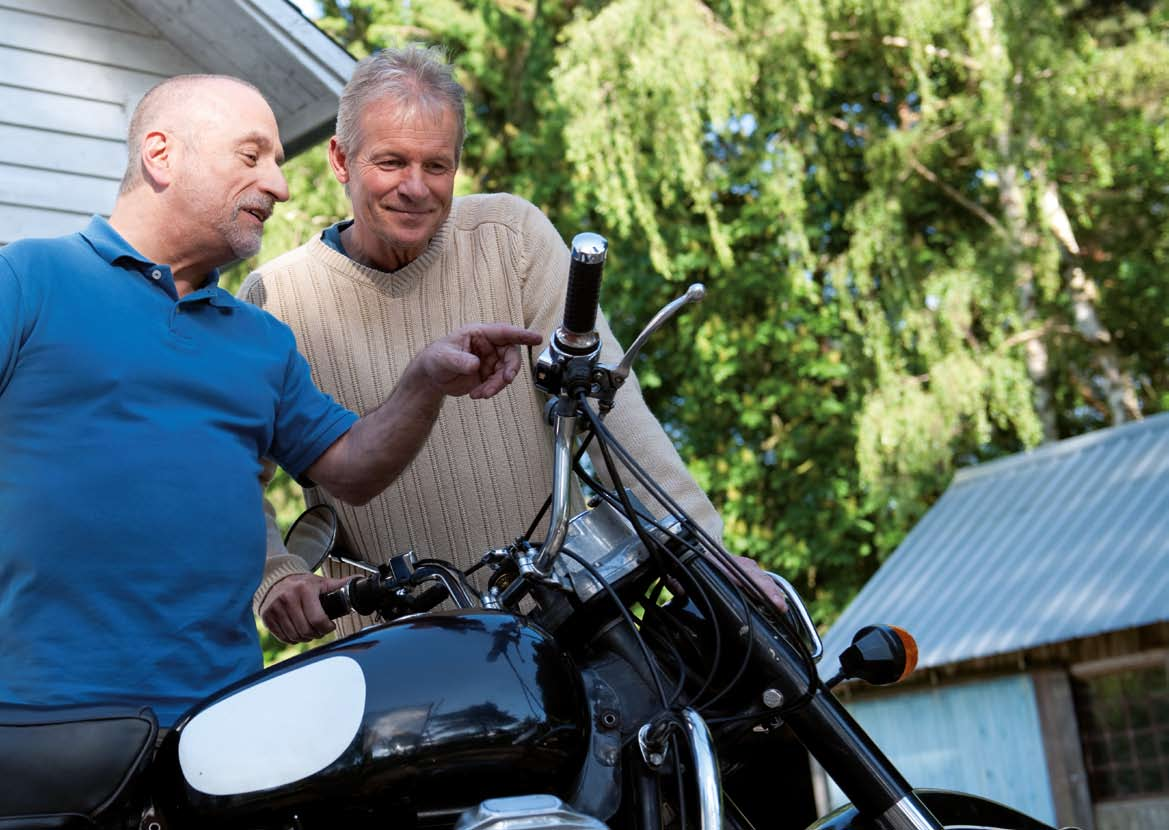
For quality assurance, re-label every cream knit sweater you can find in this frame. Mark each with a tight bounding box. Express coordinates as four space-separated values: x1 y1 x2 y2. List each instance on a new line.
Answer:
242 193 721 635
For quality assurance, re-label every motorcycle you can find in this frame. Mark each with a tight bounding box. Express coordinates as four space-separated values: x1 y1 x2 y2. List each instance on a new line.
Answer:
0 234 1072 830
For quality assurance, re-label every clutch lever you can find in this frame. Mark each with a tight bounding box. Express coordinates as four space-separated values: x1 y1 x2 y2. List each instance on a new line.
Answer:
612 283 706 383
765 571 823 662
588 284 706 410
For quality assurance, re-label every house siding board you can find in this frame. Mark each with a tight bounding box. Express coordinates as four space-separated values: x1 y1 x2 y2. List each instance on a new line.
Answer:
0 1 353 244
0 203 92 245
0 124 127 180
827 676 1058 826
0 0 162 37
0 46 168 105
0 85 128 141
0 7 198 77
0 1 198 240
0 164 119 217
821 414 1169 674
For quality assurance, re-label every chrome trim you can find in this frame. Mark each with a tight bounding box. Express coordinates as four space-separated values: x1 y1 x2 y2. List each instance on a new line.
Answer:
411 563 477 608
877 795 944 830
637 722 666 767
679 708 723 830
533 412 577 573
570 232 608 264
455 794 609 830
766 571 824 661
555 329 600 352
613 284 705 382
333 554 379 574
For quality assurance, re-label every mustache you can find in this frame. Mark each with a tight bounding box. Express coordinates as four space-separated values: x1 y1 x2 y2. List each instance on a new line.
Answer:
236 198 275 222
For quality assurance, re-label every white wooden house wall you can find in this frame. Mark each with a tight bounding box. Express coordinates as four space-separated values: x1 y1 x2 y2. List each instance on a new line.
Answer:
822 675 1060 826
0 0 353 246
0 0 202 243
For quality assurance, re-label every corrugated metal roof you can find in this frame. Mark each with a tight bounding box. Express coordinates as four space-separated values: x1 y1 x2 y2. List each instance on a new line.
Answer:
819 413 1169 676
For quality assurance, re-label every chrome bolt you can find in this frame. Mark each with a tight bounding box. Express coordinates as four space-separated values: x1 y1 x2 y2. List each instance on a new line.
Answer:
762 688 785 709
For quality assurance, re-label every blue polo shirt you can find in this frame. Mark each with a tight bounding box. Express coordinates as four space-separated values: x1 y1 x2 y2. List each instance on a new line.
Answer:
0 217 358 724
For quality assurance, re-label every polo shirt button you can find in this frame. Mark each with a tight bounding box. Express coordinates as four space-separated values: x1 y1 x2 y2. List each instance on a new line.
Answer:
150 269 162 280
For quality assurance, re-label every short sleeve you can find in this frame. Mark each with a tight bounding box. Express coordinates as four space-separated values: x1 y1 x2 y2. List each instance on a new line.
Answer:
268 342 359 484
0 255 24 394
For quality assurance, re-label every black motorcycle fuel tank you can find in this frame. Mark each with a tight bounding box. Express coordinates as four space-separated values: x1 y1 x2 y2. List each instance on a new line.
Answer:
152 611 589 826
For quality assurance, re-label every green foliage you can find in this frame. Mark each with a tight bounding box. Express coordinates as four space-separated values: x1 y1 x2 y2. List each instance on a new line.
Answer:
258 0 1169 626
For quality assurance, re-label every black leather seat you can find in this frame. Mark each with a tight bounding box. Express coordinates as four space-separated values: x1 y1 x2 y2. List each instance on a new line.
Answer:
0 704 157 829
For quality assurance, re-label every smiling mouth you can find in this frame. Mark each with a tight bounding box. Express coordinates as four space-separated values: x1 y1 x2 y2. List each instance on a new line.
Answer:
242 208 270 223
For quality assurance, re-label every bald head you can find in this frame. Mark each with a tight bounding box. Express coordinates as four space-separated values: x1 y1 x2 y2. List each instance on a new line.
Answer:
119 74 266 195
110 73 289 277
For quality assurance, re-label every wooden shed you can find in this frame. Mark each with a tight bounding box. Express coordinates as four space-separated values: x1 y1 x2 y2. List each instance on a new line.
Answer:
818 413 1169 830
0 0 354 244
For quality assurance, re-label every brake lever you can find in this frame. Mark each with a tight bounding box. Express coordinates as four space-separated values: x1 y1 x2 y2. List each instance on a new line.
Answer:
765 571 823 662
612 283 706 383
585 284 706 410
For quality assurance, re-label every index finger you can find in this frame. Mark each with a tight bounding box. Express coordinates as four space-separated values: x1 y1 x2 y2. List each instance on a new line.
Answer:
465 323 543 347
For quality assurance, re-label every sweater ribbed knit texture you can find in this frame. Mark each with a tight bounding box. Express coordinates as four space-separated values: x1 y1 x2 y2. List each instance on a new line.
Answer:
242 193 721 635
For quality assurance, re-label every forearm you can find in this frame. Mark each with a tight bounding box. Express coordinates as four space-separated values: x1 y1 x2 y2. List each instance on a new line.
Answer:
598 385 724 543
252 465 308 614
307 359 445 505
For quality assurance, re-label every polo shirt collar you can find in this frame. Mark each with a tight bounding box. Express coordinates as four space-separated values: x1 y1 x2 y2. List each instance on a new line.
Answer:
79 216 230 304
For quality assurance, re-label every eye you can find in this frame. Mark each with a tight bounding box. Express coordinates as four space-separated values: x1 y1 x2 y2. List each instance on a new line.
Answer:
425 162 452 175
241 151 259 166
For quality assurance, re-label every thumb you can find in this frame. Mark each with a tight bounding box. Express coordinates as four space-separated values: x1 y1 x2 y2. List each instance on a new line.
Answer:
320 574 355 593
445 350 480 375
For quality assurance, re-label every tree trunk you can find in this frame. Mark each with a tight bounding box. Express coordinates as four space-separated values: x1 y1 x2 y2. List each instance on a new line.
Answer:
1038 178 1140 424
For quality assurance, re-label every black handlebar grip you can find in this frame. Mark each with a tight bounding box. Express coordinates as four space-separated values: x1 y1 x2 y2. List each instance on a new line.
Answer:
319 579 356 619
562 232 608 337
348 576 387 616
412 584 451 613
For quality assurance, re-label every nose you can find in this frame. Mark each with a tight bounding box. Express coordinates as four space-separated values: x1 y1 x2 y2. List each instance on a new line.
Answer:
263 160 290 203
398 165 428 200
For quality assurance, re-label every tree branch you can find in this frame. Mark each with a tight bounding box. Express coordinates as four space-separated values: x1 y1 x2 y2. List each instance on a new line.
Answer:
907 155 1007 237
829 31 982 70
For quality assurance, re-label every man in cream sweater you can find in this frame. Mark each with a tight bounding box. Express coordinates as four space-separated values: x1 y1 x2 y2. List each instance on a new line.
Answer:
243 46 743 643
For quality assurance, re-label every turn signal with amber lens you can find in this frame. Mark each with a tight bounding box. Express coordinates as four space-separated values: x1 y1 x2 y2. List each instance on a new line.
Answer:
825 624 920 689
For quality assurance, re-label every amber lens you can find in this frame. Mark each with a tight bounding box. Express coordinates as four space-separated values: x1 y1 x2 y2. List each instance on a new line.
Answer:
890 626 919 680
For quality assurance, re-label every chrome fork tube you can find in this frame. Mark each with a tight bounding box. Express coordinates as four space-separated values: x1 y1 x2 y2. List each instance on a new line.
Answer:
877 794 944 830
679 708 723 830
533 409 577 574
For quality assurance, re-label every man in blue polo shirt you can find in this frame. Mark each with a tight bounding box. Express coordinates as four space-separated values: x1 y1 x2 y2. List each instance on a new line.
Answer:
0 75 540 726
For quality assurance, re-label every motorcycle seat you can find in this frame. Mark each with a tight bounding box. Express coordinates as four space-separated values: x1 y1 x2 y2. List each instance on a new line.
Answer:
0 703 157 829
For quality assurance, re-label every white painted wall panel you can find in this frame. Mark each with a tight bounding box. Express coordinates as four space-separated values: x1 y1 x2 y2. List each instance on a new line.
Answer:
0 85 128 140
0 0 191 244
0 0 350 245
0 203 93 245
0 124 126 179
0 7 197 76
0 46 166 105
826 676 1059 826
0 164 118 217
0 0 162 37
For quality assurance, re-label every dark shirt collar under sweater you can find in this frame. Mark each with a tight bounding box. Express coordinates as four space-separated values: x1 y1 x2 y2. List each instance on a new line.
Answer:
312 207 455 298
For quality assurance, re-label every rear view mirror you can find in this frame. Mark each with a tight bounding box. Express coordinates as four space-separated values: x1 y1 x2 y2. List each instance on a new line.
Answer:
283 504 338 573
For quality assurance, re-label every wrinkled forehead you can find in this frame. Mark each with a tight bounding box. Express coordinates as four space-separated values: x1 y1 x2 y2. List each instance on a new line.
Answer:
181 82 282 149
353 97 458 155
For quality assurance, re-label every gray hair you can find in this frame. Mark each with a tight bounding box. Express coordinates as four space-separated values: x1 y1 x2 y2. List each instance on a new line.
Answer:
119 74 262 195
335 45 467 164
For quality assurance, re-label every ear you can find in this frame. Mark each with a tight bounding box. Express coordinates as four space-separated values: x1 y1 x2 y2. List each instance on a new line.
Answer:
140 129 177 188
327 136 351 185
